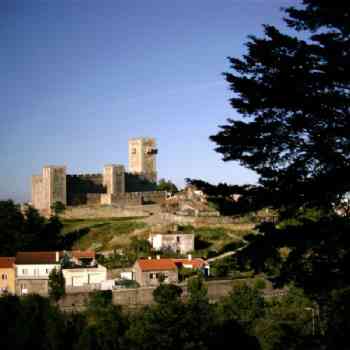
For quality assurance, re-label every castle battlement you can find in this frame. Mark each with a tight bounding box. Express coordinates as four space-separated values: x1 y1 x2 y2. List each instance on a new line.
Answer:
31 138 161 211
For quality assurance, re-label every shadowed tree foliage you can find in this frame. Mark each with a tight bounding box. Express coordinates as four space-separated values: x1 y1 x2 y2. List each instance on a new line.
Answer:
185 178 267 215
218 283 266 334
210 0 350 216
0 200 65 255
48 268 65 302
51 201 66 215
323 287 350 350
0 200 25 255
152 284 183 304
76 291 126 350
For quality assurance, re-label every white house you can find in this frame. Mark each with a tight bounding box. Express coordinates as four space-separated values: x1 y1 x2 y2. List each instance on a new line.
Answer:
15 251 61 295
148 233 194 254
61 251 107 289
62 265 107 288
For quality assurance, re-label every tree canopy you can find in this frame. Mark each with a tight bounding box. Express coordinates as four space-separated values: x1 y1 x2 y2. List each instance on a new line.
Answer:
210 0 350 214
157 179 178 194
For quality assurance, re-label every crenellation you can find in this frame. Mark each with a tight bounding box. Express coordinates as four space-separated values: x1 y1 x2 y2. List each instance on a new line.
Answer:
31 137 161 213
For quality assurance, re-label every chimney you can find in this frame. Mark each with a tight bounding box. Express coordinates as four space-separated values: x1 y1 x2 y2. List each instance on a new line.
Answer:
188 254 192 261
56 251 59 263
156 255 160 260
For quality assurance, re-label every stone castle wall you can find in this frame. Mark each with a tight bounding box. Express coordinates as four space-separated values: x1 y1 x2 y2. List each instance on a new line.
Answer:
31 138 161 212
58 279 269 312
61 205 158 219
125 173 157 192
66 174 105 205
101 191 166 206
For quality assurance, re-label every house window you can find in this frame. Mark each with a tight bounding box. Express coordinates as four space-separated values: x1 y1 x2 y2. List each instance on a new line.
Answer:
176 236 180 243
132 148 137 154
46 268 50 274
22 269 28 275
149 273 154 279
1 273 7 280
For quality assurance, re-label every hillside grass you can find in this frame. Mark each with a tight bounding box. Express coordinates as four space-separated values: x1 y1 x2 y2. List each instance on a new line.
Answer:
177 224 256 259
61 217 148 251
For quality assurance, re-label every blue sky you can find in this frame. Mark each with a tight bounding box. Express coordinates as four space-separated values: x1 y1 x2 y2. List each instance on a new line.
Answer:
1 0 296 202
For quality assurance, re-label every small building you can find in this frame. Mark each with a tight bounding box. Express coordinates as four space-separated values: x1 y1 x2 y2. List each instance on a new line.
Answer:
61 250 107 289
62 265 107 288
148 233 195 254
15 252 61 296
133 258 178 287
0 257 16 294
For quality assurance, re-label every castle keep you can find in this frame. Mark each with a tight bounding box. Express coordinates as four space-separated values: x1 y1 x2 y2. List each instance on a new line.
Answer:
32 138 165 213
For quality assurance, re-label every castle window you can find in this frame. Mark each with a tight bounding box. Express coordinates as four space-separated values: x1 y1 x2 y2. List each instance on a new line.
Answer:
132 148 137 154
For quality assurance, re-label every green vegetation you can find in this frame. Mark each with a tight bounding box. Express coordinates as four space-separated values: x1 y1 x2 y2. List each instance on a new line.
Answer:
48 268 65 302
97 237 152 269
50 201 66 215
157 178 178 194
191 225 253 258
0 200 63 255
62 217 148 251
1 2 350 349
1 278 334 350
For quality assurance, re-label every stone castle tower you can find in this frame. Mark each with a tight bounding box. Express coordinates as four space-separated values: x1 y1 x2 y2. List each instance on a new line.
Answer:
128 137 157 183
32 166 67 213
103 164 125 194
31 137 163 213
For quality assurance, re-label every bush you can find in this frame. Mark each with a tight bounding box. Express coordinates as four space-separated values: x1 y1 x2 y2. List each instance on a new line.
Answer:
254 278 267 290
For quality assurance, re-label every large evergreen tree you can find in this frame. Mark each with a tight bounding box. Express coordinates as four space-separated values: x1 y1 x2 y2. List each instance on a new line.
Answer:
210 0 350 214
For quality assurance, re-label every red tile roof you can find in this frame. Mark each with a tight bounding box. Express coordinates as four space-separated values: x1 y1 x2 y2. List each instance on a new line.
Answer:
0 257 15 268
16 252 60 265
173 258 207 269
137 258 177 271
71 250 95 259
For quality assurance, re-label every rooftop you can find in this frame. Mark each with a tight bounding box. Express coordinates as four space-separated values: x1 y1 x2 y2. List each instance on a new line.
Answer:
173 258 207 269
0 257 15 268
71 250 95 259
137 258 177 271
16 252 60 265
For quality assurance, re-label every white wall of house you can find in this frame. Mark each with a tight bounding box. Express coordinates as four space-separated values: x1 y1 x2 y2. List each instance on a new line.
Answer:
62 265 107 287
16 264 60 279
149 234 163 251
149 233 194 254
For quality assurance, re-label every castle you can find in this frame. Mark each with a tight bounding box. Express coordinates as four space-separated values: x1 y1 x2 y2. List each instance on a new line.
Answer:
31 138 166 214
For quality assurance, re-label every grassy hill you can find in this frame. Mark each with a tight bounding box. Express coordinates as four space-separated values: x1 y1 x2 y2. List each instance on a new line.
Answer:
61 216 255 258
61 217 148 251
